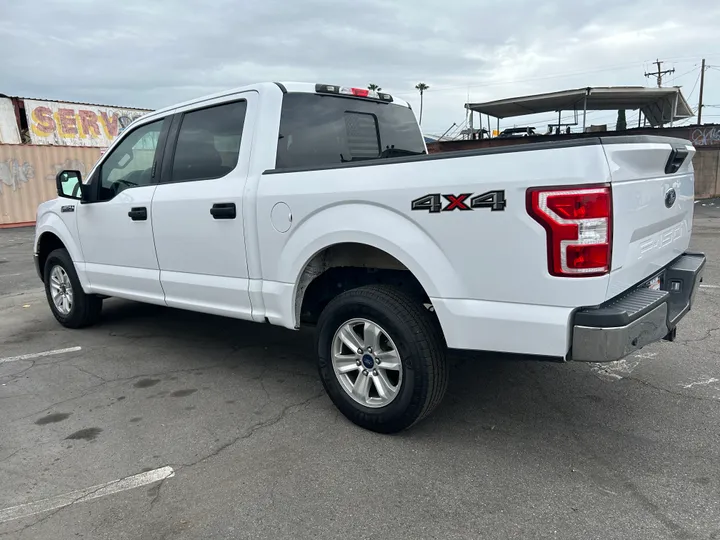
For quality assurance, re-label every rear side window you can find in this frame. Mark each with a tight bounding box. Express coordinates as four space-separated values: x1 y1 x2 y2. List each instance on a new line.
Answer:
170 100 247 183
275 93 425 170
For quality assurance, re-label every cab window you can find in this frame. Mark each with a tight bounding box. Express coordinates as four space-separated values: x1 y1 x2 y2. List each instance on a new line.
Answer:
98 120 164 201
169 100 247 183
275 93 425 170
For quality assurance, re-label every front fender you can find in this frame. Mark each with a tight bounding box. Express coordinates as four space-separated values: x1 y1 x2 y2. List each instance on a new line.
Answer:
279 202 465 301
35 210 89 291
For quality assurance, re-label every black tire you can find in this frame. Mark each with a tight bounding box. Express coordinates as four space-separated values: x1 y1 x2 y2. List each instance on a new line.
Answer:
44 248 102 328
316 285 448 433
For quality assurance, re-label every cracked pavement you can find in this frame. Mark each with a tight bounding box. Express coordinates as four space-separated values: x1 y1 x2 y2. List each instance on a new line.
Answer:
1 203 720 539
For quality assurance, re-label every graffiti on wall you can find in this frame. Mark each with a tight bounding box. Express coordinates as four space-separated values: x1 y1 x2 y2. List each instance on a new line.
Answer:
0 145 103 225
24 99 152 148
44 158 92 183
0 157 95 195
691 127 720 146
0 159 35 194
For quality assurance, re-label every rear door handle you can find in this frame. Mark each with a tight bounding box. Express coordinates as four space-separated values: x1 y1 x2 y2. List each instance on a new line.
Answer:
211 202 236 220
128 207 147 221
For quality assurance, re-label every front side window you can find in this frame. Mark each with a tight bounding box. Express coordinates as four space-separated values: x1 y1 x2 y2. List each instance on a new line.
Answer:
170 100 247 183
275 93 426 170
98 120 163 201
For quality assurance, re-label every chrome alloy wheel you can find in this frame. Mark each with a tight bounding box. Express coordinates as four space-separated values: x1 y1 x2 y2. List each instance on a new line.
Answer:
49 265 73 315
331 318 403 408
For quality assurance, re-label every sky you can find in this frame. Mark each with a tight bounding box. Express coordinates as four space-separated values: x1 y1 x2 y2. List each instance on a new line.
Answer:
2 0 720 137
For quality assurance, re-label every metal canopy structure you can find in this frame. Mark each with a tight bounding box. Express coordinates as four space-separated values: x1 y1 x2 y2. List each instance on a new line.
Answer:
465 86 693 129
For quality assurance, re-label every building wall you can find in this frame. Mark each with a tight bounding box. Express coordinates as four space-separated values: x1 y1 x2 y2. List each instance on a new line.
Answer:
694 148 720 199
0 145 102 226
689 126 720 147
24 99 150 147
0 98 21 145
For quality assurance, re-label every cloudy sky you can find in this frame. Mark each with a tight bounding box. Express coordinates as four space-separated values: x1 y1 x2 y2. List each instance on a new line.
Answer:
2 0 720 136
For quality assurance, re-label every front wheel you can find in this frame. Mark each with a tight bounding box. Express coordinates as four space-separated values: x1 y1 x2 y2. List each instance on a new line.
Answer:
316 285 448 433
44 248 102 328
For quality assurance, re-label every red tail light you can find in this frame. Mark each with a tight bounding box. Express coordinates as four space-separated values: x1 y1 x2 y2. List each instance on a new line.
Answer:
527 185 612 277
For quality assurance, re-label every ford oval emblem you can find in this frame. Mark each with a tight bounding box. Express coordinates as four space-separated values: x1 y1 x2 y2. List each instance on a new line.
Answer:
665 188 677 209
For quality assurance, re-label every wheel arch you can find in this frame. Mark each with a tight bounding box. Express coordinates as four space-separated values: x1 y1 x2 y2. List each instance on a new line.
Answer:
294 242 432 326
37 231 67 282
35 212 87 289
267 202 465 329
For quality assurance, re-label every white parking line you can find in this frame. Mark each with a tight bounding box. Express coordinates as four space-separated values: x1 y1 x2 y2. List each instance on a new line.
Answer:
0 347 82 365
0 273 24 279
700 284 720 289
682 378 719 389
0 466 175 523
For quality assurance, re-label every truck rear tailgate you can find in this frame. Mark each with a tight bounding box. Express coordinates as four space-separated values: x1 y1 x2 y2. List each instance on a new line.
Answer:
603 137 696 298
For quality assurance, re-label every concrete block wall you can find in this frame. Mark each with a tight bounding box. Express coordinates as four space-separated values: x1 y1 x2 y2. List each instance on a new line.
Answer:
693 149 720 199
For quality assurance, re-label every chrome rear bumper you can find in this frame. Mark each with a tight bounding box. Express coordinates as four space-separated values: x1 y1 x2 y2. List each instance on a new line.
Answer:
571 252 705 362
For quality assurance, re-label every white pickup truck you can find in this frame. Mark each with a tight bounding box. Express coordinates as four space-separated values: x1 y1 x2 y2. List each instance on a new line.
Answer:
34 82 705 433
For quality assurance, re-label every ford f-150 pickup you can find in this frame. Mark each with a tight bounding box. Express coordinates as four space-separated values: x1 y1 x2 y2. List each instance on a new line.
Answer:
34 82 705 433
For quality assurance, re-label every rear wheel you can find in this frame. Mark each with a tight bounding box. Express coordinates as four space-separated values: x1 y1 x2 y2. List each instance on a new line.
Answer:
44 248 102 328
316 285 448 433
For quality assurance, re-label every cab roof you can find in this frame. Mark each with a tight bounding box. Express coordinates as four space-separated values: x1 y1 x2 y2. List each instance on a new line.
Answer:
144 81 409 122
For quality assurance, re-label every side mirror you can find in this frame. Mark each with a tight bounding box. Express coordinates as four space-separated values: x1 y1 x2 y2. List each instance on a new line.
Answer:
56 170 84 200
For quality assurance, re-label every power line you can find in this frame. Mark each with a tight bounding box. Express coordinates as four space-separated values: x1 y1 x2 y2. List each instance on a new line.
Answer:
400 55 720 98
655 54 720 61
673 64 699 81
394 60 666 96
685 71 703 103
420 55 718 133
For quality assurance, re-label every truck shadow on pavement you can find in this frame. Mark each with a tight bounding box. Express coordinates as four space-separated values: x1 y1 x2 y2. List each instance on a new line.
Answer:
96 297 717 456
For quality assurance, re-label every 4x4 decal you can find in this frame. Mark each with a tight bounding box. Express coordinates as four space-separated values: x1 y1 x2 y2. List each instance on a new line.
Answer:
411 190 506 213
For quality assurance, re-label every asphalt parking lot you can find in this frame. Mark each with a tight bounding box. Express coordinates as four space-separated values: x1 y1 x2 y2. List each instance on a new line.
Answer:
1 204 720 540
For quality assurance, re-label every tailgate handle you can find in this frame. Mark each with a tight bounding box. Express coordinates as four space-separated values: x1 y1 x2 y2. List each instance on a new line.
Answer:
665 148 689 174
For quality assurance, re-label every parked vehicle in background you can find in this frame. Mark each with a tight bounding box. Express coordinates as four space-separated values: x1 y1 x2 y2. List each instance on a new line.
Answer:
499 126 537 137
34 82 705 433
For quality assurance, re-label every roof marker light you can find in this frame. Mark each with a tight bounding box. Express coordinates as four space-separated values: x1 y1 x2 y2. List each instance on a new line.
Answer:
315 84 393 102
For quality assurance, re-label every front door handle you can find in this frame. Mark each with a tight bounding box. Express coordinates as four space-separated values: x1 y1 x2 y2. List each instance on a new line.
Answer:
128 207 147 221
210 202 236 220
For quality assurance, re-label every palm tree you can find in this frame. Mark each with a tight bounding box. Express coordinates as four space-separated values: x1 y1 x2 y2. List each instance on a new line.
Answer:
415 82 429 126
368 83 382 91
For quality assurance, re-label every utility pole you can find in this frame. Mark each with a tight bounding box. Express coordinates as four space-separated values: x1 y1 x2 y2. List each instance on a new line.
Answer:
698 58 706 125
645 59 675 88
